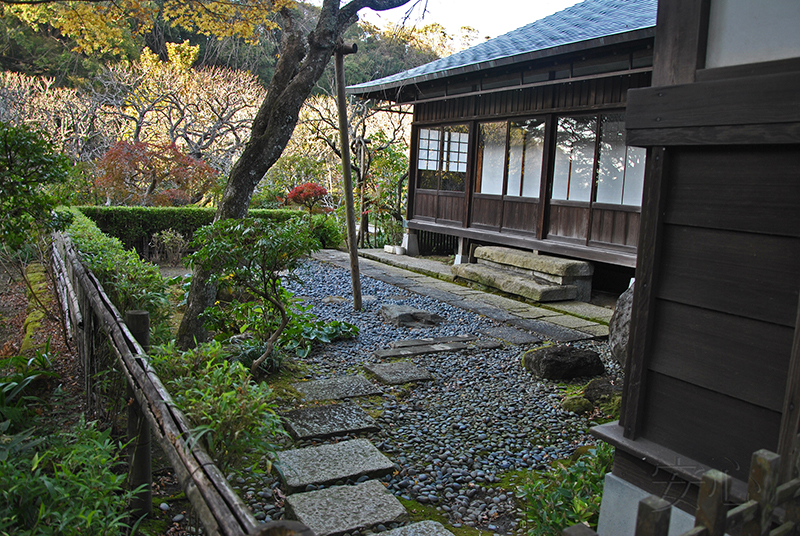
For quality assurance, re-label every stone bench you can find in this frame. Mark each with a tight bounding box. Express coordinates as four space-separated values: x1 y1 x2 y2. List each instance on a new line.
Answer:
451 246 593 302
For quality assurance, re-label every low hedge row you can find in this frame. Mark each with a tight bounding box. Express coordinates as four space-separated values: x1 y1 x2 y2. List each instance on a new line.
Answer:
76 206 341 256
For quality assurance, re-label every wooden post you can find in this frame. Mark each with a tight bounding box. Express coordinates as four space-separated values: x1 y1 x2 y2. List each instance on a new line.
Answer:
125 310 152 517
334 40 362 311
695 470 731 536
635 495 672 536
742 449 781 536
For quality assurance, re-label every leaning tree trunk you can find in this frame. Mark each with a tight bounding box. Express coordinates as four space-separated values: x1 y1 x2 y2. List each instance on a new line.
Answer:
176 0 411 349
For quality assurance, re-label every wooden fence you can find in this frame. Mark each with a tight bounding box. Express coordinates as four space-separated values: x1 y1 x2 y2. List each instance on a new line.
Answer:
564 441 800 536
51 233 313 536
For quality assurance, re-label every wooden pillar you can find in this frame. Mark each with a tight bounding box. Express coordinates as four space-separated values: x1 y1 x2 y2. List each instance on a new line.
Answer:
334 41 363 311
125 310 152 517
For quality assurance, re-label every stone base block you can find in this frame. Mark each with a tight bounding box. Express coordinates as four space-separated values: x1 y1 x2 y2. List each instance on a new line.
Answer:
285 480 408 536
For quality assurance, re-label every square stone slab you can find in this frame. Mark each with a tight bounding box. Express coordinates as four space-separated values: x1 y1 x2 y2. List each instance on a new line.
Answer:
293 375 382 401
479 325 541 345
373 342 469 359
364 362 434 384
389 335 477 348
285 479 408 536
277 438 394 493
282 404 379 440
384 521 455 536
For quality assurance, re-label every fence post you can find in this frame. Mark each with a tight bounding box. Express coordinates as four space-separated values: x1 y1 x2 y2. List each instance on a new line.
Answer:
742 449 781 536
635 495 672 536
125 310 152 518
695 469 731 536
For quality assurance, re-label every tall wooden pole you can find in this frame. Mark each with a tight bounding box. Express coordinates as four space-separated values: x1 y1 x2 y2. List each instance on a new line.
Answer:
125 310 152 518
335 41 362 311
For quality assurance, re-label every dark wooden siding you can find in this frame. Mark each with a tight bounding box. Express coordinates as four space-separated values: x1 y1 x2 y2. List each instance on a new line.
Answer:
414 191 437 220
414 72 651 123
471 195 503 230
502 198 539 234
547 204 590 241
637 144 800 481
590 207 640 247
436 192 465 225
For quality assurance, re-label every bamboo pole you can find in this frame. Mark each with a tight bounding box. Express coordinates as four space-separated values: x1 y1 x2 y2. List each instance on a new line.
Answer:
334 40 362 311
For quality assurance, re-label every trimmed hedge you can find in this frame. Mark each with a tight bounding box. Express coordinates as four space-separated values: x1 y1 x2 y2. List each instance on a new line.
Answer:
75 206 344 258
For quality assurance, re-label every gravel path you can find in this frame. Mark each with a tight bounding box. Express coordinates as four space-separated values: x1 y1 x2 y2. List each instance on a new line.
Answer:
236 259 621 534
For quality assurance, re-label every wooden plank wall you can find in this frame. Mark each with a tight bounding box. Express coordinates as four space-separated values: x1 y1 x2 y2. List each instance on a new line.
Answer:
415 72 651 123
638 145 800 481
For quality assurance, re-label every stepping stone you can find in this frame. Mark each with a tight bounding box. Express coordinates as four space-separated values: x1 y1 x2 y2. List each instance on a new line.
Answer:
282 404 379 440
373 342 469 359
479 326 541 345
285 479 408 536
277 439 394 493
389 335 477 348
294 375 382 401
384 521 455 536
364 362 434 384
508 317 593 343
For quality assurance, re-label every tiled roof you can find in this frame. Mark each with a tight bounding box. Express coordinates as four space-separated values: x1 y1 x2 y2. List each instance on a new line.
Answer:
348 0 657 95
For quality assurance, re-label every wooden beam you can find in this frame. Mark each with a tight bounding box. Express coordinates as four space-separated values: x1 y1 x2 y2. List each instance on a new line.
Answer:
621 147 668 438
778 292 800 482
626 71 800 131
651 0 711 86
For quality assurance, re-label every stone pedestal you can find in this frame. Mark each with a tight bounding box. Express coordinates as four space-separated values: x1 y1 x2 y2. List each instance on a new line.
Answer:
401 230 419 257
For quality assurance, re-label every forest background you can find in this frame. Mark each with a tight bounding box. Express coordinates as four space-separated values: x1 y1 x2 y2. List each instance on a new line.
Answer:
0 0 480 247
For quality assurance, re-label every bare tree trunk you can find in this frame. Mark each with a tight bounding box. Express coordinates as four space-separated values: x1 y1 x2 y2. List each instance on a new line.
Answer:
176 0 410 349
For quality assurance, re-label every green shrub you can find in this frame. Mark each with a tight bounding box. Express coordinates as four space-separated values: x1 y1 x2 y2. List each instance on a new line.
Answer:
0 122 73 251
0 417 140 535
311 214 343 248
77 206 301 258
65 209 170 342
516 442 614 535
150 345 284 474
77 206 339 259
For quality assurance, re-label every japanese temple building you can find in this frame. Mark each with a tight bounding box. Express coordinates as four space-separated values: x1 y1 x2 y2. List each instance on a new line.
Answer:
349 0 658 290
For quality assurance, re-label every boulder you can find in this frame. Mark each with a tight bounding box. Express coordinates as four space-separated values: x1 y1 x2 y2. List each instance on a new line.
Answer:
561 396 594 414
582 377 618 403
609 285 634 368
380 304 445 328
522 345 604 380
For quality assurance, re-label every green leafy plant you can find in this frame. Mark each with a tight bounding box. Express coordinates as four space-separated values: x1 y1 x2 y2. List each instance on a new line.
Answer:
0 121 73 251
167 359 284 474
0 417 142 535
150 228 188 266
66 209 171 343
516 442 614 535
190 217 320 375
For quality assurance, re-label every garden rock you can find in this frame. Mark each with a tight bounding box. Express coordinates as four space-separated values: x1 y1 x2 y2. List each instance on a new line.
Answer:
582 377 618 403
522 345 604 380
561 396 594 414
380 304 445 328
609 285 633 368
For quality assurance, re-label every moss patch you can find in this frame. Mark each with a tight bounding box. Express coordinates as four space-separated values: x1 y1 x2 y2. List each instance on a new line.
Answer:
398 497 488 536
19 263 51 355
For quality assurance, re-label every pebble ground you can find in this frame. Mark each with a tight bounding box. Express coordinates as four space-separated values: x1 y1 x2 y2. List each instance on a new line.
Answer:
232 259 621 535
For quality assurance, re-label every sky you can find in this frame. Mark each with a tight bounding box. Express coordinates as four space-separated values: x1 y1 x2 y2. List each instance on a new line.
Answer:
359 0 583 42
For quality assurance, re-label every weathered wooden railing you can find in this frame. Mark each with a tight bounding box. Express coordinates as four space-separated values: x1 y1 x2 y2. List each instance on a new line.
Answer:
564 441 800 536
51 233 313 536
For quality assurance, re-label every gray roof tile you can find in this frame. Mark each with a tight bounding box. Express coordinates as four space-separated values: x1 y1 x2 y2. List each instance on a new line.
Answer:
349 0 657 93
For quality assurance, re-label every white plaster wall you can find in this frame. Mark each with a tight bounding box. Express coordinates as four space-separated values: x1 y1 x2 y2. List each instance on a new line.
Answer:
706 0 800 68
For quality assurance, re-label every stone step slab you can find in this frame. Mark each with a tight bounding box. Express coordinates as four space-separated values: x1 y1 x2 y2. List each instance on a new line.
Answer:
451 263 577 302
364 362 434 384
373 342 468 359
383 521 455 536
389 335 477 348
479 325 541 345
277 439 394 493
285 479 408 536
293 375 382 401
282 403 380 440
